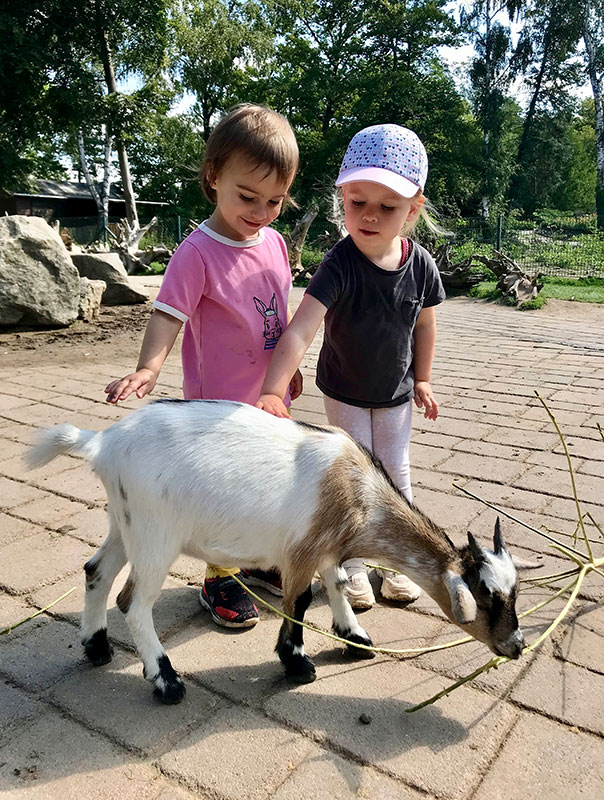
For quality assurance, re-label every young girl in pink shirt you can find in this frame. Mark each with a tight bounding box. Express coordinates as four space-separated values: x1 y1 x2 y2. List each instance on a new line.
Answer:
105 104 301 628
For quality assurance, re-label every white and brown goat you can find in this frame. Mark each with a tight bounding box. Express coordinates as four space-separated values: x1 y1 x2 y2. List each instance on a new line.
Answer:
27 399 525 704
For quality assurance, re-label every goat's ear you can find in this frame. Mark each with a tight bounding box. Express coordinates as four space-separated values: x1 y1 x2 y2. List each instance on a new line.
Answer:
511 554 543 570
493 517 506 554
467 532 486 564
445 573 477 624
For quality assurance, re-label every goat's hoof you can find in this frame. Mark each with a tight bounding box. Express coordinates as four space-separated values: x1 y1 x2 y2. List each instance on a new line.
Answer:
83 629 113 666
285 654 317 684
343 632 375 660
151 654 186 704
153 677 186 705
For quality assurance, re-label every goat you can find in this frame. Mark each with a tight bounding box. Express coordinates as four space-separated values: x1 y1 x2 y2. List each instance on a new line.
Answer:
27 399 525 704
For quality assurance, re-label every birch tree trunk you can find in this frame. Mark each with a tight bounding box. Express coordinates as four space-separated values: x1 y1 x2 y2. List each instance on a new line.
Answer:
582 0 604 229
98 28 139 231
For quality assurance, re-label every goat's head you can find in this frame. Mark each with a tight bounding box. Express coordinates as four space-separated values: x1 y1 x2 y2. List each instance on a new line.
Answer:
444 518 525 659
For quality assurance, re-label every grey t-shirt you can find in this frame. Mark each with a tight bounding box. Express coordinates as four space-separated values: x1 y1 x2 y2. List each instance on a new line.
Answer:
306 236 445 408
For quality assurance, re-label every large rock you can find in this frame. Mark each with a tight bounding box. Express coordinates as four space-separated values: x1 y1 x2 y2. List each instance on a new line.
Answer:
0 215 80 327
71 253 147 305
78 278 106 322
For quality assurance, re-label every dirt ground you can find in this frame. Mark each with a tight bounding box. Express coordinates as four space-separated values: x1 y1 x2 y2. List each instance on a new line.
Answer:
1 294 604 372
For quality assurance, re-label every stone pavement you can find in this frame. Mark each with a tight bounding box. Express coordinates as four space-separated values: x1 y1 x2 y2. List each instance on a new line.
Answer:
1 283 603 799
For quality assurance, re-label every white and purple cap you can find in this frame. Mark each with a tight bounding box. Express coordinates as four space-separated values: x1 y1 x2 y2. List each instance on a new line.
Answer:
336 124 428 198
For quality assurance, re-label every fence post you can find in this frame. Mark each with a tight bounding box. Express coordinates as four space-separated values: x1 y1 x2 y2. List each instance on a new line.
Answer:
496 213 502 251
177 215 182 243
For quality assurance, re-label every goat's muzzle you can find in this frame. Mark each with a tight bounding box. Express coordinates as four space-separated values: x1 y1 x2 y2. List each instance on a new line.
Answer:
495 630 525 660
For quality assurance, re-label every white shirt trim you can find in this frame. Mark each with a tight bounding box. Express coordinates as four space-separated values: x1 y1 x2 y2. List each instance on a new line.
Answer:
152 300 189 323
198 220 266 248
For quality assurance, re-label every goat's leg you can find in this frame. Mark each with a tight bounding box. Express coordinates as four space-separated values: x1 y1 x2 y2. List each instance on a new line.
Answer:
81 519 126 666
120 566 185 704
321 565 375 660
276 584 316 683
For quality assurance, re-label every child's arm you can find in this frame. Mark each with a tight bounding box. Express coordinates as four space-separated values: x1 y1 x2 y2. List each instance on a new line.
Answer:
412 306 439 420
286 305 303 401
257 294 327 417
104 310 183 403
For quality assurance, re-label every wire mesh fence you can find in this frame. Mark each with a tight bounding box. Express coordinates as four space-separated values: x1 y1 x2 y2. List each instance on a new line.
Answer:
55 212 604 279
440 214 604 278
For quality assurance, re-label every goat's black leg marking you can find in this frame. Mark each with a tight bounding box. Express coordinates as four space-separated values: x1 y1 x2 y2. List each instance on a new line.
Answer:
83 628 113 666
276 585 316 683
150 654 186 705
333 623 375 660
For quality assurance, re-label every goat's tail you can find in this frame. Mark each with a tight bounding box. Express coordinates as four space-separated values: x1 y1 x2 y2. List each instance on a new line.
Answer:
26 425 100 470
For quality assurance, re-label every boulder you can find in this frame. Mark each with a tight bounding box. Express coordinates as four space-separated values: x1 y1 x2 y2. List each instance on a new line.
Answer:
71 253 147 305
0 215 80 327
78 278 106 322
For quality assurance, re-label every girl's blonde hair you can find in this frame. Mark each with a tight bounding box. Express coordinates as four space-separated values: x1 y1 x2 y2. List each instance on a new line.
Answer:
201 104 299 204
331 187 449 239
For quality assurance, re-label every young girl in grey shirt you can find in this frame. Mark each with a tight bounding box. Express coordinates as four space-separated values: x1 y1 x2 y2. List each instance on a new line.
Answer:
258 123 445 609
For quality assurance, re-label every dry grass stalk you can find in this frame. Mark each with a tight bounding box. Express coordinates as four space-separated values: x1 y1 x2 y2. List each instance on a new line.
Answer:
0 587 76 636
406 391 603 712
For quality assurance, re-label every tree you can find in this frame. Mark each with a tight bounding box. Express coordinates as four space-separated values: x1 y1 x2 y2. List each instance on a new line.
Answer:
581 0 604 227
464 0 517 217
172 1 275 141
1 0 171 233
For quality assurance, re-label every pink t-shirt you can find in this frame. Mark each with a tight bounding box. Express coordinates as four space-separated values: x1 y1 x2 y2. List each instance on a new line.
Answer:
153 222 292 404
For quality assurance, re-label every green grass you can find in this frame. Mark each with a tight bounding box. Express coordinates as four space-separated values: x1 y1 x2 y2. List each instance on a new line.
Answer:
469 276 604 308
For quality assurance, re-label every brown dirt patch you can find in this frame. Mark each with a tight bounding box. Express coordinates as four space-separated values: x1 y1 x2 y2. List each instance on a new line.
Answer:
0 302 152 369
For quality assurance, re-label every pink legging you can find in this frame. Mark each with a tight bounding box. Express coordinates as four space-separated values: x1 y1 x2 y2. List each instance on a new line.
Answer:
323 396 413 503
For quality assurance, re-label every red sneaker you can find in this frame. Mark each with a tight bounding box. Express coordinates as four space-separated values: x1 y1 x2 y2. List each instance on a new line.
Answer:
199 574 259 628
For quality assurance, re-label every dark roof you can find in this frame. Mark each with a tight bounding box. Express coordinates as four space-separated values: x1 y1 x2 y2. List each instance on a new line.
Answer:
12 180 167 206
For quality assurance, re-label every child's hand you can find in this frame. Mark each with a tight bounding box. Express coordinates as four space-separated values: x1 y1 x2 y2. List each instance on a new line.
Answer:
105 368 158 404
289 369 303 401
414 380 439 420
256 394 291 418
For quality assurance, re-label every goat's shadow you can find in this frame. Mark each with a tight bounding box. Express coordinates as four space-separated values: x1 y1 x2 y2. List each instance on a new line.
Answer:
1 583 512 796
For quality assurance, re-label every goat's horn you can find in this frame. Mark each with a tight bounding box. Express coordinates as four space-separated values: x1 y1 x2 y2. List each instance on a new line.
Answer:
493 517 506 554
467 531 486 563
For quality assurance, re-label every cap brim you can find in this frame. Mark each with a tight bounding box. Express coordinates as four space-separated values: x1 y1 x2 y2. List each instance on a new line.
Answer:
335 167 421 198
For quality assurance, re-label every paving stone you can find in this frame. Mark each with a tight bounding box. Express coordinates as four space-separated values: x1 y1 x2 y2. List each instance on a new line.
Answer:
555 435 604 462
437 452 526 484
511 655 604 734
450 438 530 462
0 436 30 463
513 465 604 506
0 394 34 413
483 427 560 451
9 492 90 528
462 480 545 515
49 649 225 756
0 452 80 482
164 610 295 704
412 487 490 533
0 616 84 689
272 742 424 799
30 463 106 504
0 478 49 513
0 708 167 799
0 530 92 594
158 705 314 800
55 505 109 546
30 569 204 651
412 466 469 494
0 511 42 547
0 681 42 742
0 592 40 634
555 601 604 675
0 421 38 444
408 442 450 470
473 713 604 800
264 659 518 800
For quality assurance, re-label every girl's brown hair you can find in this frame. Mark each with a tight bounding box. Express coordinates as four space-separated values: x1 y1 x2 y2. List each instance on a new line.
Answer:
201 104 299 204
